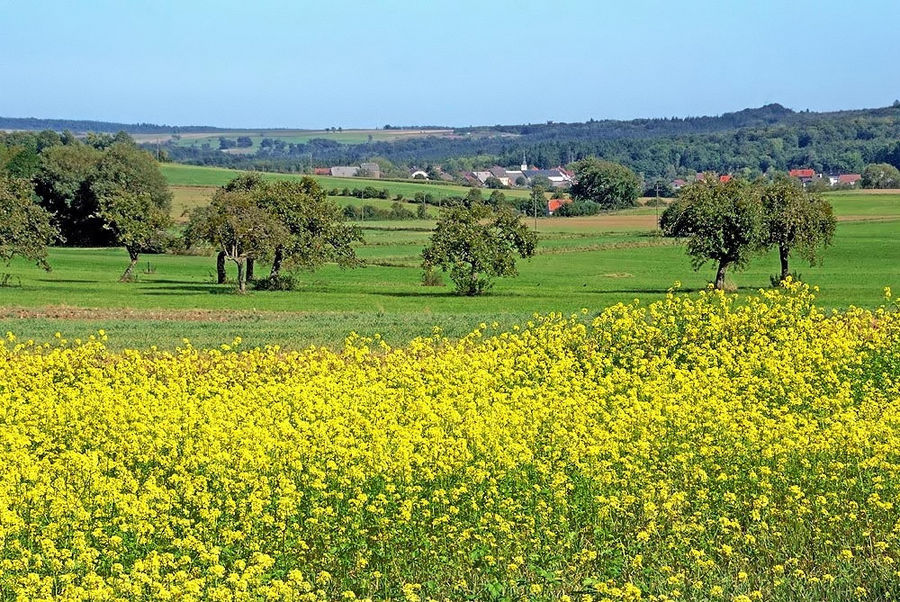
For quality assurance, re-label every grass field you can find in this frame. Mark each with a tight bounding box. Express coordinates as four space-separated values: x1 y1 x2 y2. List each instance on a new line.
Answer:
1 179 896 348
161 163 532 202
165 164 534 223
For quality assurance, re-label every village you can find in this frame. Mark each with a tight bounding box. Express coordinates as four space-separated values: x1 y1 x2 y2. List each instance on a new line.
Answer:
316 160 862 193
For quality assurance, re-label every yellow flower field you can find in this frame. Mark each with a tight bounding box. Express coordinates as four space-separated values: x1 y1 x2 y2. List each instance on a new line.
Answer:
1 282 898 601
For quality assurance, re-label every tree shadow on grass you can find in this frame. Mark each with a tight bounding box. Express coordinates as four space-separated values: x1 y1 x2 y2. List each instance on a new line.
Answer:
37 278 100 284
368 289 557 299
586 286 705 295
585 285 767 295
141 284 235 295
368 290 463 299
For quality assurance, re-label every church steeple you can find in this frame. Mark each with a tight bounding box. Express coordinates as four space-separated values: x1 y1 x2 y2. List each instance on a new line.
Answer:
520 153 527 172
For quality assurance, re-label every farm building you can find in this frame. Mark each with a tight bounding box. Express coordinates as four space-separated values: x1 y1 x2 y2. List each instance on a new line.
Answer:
837 173 861 186
331 166 359 178
359 162 381 178
524 168 573 188
789 168 816 179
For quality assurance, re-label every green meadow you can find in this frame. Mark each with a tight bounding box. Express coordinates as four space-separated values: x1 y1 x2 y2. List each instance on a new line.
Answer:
1 164 897 349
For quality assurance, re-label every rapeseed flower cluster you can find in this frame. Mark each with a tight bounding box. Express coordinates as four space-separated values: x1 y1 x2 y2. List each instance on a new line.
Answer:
1 281 898 600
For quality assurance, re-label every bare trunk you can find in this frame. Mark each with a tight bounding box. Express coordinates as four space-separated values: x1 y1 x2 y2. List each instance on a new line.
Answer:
246 258 255 281
120 247 139 282
270 247 284 278
216 251 227 284
236 259 247 293
779 244 790 282
714 260 728 290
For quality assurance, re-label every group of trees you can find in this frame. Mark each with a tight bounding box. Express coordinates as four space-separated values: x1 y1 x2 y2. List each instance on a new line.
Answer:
661 174 836 289
1 129 172 281
570 157 641 209
861 163 900 189
186 174 363 292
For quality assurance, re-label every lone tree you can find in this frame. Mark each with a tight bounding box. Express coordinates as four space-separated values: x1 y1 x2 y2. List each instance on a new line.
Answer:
762 174 836 282
186 189 288 293
89 142 172 281
570 157 641 210
0 176 58 271
423 203 537 295
661 176 765 290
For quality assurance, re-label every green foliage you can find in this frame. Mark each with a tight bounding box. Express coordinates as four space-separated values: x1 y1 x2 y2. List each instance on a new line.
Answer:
89 142 173 281
253 177 362 274
252 273 299 291
662 176 766 289
189 175 362 290
186 189 289 292
528 185 547 218
154 104 900 180
570 157 641 209
465 187 483 206
530 175 552 190
761 174 836 281
555 200 601 216
862 163 900 189
423 204 537 295
486 189 506 207
0 176 58 271
484 176 506 189
34 143 105 245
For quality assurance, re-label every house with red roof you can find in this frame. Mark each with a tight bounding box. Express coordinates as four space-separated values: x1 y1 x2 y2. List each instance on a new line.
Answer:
547 198 571 214
837 173 861 186
719 174 732 183
789 168 816 179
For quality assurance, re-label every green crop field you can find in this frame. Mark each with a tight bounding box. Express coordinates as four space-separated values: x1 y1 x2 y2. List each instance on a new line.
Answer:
1 178 896 349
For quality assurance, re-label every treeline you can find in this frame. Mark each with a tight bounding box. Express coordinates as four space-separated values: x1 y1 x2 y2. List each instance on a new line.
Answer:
0 117 223 134
153 104 900 179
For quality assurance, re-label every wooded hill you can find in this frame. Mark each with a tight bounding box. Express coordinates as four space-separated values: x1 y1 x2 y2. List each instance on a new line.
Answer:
4 102 900 179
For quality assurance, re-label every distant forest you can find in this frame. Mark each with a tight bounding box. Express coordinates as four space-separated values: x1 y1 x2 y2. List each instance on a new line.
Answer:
0 117 223 134
4 103 900 179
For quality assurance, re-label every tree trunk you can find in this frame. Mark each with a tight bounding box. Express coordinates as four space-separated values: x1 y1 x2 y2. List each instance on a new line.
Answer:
120 247 140 282
246 258 255 281
714 260 728 290
236 259 247 293
270 247 284 278
216 251 227 284
779 244 790 282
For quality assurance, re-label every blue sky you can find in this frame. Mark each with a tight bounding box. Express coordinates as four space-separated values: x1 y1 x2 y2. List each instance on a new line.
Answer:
1 0 898 128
